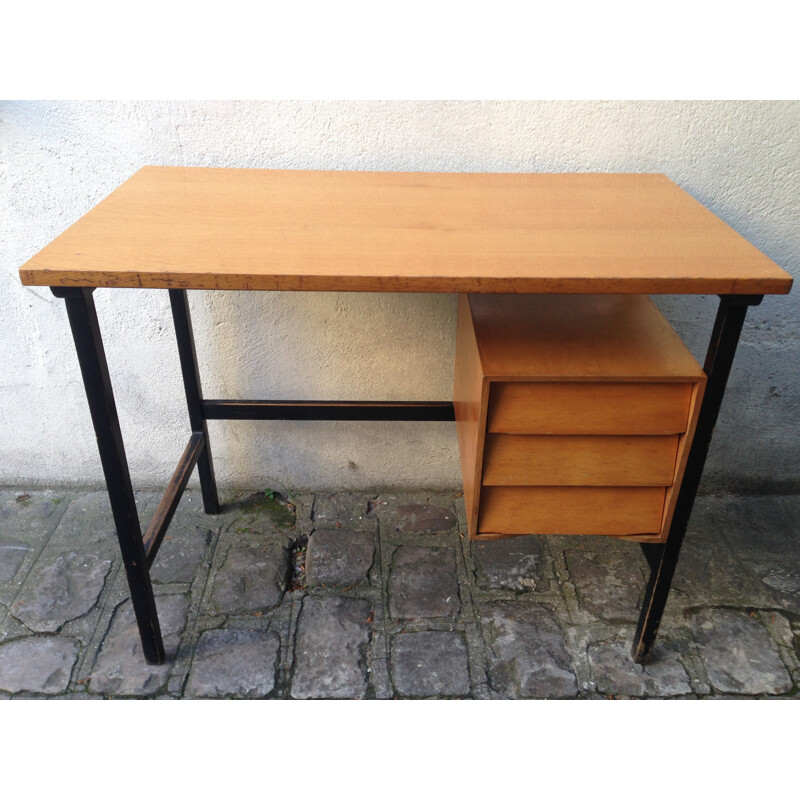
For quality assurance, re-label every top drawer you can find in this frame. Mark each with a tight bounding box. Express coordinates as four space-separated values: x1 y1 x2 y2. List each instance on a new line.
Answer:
487 381 693 436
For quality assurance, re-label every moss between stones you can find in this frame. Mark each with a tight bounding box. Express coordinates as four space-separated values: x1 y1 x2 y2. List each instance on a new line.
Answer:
230 490 296 533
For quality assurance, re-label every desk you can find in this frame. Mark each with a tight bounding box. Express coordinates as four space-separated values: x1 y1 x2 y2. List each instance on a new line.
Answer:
19 168 793 665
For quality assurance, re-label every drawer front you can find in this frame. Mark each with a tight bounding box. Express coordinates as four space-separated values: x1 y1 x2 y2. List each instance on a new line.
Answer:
478 486 666 536
482 434 679 486
488 382 693 435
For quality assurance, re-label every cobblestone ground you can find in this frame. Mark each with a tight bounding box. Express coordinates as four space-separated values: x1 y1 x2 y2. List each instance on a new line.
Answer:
1 488 799 699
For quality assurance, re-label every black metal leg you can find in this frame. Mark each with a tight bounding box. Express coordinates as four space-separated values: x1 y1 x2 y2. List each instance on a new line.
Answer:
169 289 220 515
631 294 764 663
51 287 165 664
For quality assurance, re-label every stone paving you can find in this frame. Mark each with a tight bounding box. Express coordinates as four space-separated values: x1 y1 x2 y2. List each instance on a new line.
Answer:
1 487 799 699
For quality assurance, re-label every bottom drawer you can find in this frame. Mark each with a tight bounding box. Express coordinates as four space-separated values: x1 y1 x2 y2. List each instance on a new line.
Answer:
478 486 666 536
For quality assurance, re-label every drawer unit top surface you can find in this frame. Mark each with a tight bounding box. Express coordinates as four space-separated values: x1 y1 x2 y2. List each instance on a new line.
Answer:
468 294 705 381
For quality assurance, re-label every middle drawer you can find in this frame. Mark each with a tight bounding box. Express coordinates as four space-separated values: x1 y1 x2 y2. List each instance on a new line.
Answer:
482 434 680 487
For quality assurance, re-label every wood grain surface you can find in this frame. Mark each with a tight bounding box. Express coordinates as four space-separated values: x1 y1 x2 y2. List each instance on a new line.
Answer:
19 167 792 294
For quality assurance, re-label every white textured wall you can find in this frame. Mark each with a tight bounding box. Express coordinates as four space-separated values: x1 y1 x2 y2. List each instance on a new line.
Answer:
2 101 798 493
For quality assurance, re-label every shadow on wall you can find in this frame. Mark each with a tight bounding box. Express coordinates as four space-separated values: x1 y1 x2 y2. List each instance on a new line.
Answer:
180 288 800 494
654 293 800 494
186 290 460 491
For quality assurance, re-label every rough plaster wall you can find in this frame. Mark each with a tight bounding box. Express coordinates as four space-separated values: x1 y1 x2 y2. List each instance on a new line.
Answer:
1 100 797 493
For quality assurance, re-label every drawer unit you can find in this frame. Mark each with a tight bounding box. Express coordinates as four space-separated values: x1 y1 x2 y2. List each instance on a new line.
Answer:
453 294 706 542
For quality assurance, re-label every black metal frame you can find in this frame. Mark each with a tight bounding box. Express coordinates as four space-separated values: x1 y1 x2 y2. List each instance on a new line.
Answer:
202 399 455 421
50 287 763 665
52 287 164 663
632 293 763 662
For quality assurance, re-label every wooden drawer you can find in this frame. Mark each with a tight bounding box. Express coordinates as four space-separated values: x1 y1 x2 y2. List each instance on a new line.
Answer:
478 486 667 536
482 434 680 486
488 382 693 435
